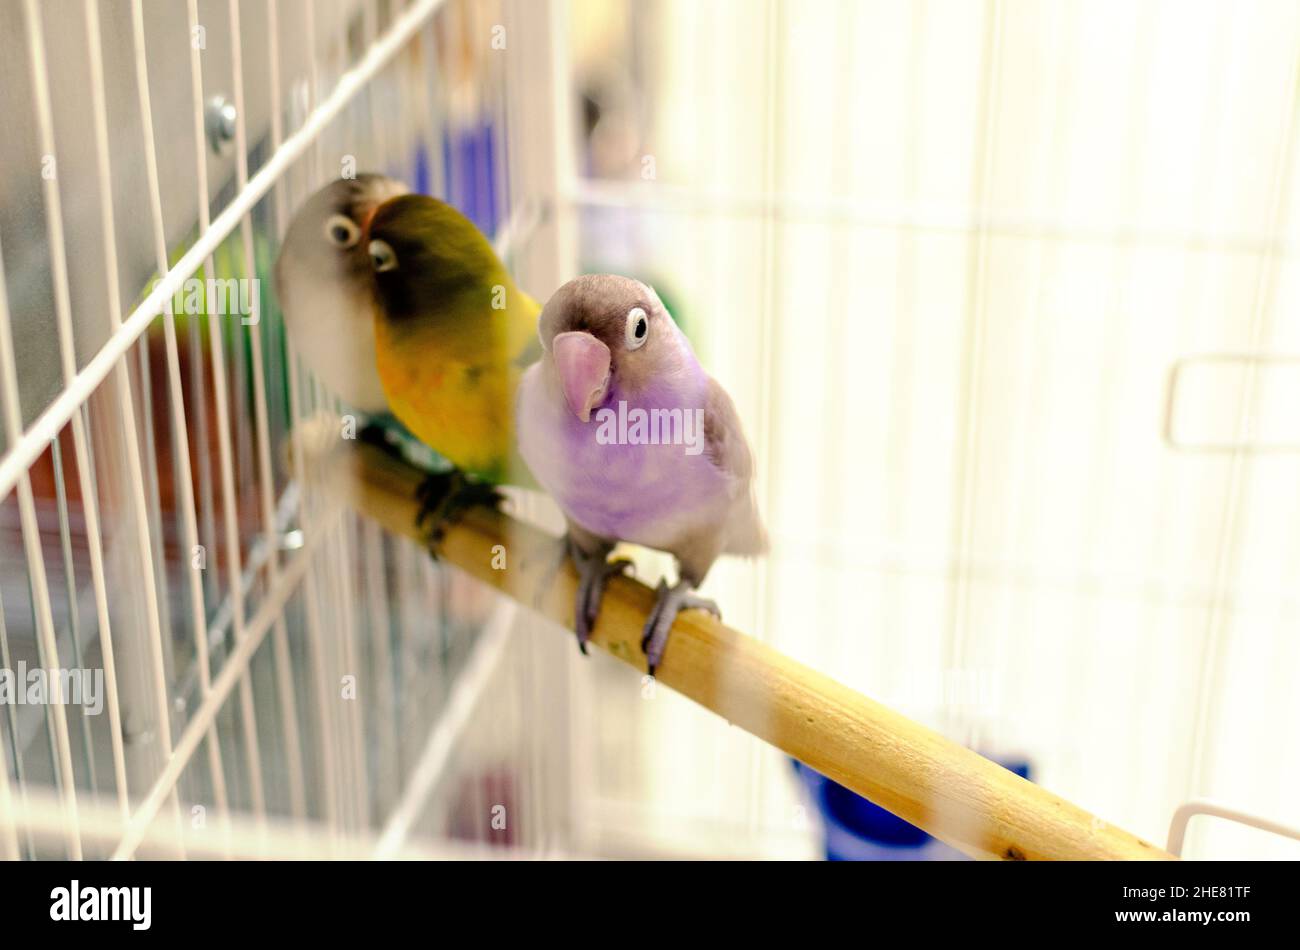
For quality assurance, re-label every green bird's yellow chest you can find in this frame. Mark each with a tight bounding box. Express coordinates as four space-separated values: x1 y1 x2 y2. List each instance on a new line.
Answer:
374 318 522 483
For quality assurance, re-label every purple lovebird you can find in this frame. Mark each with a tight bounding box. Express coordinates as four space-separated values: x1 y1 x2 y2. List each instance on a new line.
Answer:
517 275 767 674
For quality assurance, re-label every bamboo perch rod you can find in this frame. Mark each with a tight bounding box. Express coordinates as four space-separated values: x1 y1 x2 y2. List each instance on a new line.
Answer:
311 435 1173 861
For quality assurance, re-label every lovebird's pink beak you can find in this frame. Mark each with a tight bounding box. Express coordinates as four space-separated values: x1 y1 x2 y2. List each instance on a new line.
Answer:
552 331 610 422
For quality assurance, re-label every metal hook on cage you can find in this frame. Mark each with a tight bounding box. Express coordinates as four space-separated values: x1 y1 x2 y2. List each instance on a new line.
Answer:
1166 798 1300 857
1163 352 1300 453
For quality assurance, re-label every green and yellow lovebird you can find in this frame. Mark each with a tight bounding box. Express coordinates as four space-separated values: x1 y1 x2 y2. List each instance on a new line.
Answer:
365 195 541 524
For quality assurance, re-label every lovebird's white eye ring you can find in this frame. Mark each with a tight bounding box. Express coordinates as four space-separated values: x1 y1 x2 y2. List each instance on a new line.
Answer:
368 239 398 273
624 306 649 350
324 213 361 248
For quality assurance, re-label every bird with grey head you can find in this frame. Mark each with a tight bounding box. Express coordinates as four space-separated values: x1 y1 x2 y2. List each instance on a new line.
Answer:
274 173 408 414
517 274 767 675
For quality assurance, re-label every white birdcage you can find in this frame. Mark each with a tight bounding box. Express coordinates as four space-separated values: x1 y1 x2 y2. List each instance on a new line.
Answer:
0 0 586 861
2 0 1300 863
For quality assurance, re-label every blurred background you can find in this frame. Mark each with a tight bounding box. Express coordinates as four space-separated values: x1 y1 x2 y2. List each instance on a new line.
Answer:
1 0 1299 860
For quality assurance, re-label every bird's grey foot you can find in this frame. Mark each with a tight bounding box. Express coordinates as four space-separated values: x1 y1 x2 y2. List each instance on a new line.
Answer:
415 470 503 550
641 579 720 677
568 538 631 655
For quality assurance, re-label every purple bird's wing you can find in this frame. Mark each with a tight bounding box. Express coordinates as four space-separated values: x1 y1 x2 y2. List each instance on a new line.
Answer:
703 377 768 556
702 377 754 487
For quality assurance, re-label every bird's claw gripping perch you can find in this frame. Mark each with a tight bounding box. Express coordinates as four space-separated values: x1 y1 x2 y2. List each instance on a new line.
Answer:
568 539 632 654
642 579 719 677
415 470 504 553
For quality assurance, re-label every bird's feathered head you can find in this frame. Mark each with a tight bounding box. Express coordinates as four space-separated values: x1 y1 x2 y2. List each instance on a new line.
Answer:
366 194 507 323
537 274 692 422
275 174 408 297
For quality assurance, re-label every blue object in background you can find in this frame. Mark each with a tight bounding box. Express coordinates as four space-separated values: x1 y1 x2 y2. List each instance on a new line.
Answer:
442 119 501 237
412 140 432 201
406 119 504 240
792 757 1032 861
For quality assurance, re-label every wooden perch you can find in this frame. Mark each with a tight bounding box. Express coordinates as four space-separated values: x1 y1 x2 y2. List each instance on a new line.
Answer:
318 437 1174 861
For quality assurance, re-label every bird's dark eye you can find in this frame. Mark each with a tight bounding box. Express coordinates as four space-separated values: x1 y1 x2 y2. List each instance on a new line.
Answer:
324 213 361 248
624 306 649 350
368 239 398 273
